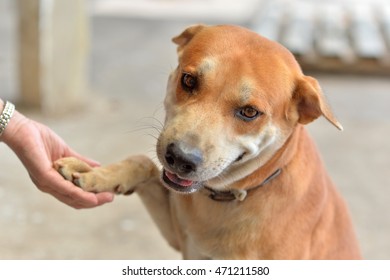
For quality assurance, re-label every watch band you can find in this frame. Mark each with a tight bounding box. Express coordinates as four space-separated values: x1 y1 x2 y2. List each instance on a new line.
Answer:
0 101 15 137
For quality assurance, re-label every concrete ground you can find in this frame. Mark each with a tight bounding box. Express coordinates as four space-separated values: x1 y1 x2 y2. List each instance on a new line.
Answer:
1 3 390 259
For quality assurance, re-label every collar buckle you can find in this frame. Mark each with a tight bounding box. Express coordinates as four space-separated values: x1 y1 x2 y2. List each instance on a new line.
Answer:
205 168 282 203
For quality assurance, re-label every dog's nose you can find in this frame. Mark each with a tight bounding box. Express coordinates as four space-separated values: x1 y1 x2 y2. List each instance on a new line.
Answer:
165 142 203 175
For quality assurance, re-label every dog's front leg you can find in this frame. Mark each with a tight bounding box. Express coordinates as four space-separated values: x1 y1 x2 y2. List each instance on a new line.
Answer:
54 156 180 251
54 155 157 194
136 177 181 251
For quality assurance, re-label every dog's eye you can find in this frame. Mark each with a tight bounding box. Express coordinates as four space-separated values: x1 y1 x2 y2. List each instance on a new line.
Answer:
236 106 261 121
181 73 197 93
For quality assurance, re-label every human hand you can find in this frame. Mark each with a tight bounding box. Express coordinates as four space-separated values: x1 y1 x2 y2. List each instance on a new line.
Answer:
2 111 114 209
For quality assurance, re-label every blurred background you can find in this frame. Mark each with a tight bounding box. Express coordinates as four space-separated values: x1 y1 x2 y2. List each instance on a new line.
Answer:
0 0 389 259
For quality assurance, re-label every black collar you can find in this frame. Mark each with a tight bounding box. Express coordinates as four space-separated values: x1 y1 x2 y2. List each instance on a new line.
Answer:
203 168 282 202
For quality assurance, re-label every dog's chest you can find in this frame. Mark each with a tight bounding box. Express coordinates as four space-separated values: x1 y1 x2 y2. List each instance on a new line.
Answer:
171 193 263 259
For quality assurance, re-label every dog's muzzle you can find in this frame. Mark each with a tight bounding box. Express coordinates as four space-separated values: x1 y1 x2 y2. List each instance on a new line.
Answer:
161 142 204 193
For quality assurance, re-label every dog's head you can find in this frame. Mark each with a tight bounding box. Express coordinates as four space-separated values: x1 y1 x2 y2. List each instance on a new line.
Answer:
157 24 342 194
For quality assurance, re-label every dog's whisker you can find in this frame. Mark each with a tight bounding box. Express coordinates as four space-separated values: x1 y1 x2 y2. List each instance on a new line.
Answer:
126 122 163 136
140 115 164 126
146 148 157 157
144 133 159 141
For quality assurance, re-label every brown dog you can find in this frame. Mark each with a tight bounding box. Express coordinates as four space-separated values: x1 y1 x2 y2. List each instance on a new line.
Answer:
55 24 361 259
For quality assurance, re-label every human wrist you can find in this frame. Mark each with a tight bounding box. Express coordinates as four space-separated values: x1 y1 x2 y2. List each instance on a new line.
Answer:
0 103 28 147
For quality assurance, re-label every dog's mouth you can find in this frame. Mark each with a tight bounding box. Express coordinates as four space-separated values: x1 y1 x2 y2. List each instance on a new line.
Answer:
162 169 203 194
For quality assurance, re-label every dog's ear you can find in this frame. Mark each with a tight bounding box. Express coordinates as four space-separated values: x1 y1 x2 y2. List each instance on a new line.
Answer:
293 76 343 130
172 24 207 55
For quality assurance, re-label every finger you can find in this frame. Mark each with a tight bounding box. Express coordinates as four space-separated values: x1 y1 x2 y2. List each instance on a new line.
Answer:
48 186 111 209
50 191 91 209
34 170 111 209
94 192 115 206
59 188 114 209
32 176 89 209
36 179 99 209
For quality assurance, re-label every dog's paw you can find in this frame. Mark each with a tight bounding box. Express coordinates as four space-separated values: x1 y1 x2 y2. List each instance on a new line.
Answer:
54 157 138 194
54 157 93 183
54 157 110 193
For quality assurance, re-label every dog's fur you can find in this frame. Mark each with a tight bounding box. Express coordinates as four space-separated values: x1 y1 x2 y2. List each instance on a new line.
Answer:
55 25 361 259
